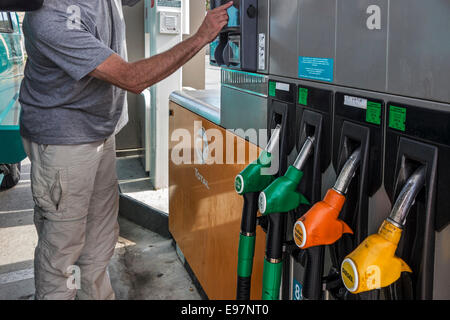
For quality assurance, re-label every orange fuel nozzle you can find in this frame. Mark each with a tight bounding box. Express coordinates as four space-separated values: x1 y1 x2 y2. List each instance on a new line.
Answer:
293 148 361 249
293 189 353 249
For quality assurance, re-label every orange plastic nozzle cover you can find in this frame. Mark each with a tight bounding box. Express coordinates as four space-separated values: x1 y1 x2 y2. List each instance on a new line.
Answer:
294 189 353 249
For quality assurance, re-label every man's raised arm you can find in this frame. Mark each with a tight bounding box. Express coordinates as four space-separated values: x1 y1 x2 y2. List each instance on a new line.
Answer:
89 1 233 94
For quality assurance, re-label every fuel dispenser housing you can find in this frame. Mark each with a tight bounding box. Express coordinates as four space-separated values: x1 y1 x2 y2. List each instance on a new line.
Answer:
383 102 450 300
327 92 385 300
211 0 269 73
287 85 334 300
259 80 298 300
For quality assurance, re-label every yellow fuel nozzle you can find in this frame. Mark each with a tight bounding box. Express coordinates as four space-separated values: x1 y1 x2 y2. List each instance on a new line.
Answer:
341 220 412 294
341 166 426 294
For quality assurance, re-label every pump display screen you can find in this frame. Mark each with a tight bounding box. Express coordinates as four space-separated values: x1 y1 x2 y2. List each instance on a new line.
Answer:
228 35 241 64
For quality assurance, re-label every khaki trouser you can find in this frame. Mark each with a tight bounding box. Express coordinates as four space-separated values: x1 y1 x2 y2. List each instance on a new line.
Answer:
22 136 120 300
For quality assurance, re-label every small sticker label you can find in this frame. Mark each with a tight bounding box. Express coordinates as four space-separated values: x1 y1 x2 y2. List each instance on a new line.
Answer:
293 279 303 301
269 81 276 97
299 57 334 82
389 106 407 132
366 101 381 125
344 95 367 109
258 33 266 71
299 88 308 106
276 82 290 92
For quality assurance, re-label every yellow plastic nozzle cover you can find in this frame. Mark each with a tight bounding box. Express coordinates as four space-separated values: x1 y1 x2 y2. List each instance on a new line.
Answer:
341 220 412 294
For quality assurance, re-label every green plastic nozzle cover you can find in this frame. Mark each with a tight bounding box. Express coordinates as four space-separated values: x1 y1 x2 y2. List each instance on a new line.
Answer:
235 151 275 195
259 166 310 215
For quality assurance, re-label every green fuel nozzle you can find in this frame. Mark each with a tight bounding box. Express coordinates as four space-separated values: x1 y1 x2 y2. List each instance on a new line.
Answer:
235 125 282 195
235 125 282 300
258 137 315 215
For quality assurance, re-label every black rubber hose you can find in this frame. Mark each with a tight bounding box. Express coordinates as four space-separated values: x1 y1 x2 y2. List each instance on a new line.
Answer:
236 276 252 300
240 192 259 234
301 246 325 300
266 213 285 261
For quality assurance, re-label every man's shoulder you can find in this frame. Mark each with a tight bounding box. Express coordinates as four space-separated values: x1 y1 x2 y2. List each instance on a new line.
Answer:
24 1 86 42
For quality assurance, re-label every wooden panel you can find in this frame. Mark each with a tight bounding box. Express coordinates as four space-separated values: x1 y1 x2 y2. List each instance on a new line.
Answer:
169 102 266 300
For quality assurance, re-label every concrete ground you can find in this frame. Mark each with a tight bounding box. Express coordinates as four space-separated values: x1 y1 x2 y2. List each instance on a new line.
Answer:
0 158 201 300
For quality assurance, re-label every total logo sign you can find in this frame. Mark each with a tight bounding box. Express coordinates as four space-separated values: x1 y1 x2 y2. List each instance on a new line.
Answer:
194 127 210 190
195 127 209 165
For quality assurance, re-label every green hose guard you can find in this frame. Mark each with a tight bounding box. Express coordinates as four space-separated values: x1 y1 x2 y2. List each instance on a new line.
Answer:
237 234 256 278
261 259 283 300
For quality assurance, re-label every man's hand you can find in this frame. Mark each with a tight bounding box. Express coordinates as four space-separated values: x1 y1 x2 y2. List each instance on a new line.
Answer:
195 1 233 45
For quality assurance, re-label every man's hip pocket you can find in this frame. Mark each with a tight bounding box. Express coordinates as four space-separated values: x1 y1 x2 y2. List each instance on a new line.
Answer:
31 164 72 221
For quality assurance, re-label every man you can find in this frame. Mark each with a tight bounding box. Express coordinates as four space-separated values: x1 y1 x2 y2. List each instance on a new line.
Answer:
19 0 233 300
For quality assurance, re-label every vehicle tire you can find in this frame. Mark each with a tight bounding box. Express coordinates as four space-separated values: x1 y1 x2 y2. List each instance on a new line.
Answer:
0 162 21 190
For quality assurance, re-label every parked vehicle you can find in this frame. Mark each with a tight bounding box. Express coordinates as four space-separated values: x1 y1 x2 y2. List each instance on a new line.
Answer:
0 11 26 190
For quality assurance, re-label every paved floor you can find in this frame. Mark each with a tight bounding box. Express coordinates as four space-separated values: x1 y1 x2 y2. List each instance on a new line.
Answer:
0 158 201 300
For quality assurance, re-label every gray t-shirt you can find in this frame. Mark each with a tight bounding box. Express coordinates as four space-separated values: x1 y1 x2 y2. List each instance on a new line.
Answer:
19 0 140 145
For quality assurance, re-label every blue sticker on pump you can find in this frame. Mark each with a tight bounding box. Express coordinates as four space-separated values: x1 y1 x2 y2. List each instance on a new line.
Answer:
299 56 334 83
293 279 304 301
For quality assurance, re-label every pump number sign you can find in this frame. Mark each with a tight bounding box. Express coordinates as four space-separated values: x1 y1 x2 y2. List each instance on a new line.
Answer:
292 279 303 300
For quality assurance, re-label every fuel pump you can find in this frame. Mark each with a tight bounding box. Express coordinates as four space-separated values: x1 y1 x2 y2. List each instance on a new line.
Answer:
375 102 447 300
245 79 297 300
341 166 426 294
234 125 281 300
257 137 315 300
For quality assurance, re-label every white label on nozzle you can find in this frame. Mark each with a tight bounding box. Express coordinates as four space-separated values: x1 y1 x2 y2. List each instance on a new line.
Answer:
293 221 307 248
258 192 267 214
235 175 244 194
341 258 359 293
